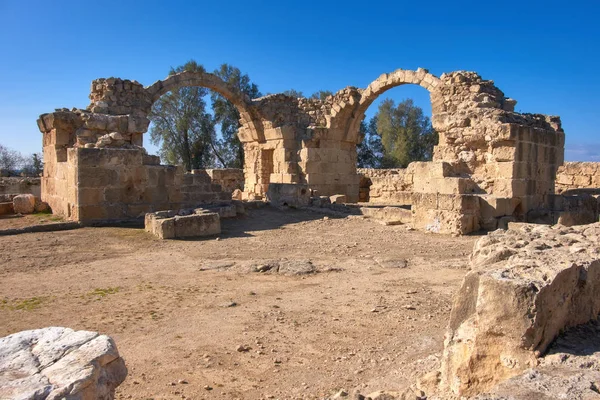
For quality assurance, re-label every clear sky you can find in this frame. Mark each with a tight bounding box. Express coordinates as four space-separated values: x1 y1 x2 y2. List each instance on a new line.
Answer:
0 0 598 160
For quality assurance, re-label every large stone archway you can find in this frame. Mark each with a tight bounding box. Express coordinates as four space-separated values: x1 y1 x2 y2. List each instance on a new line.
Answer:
145 71 265 143
337 68 442 144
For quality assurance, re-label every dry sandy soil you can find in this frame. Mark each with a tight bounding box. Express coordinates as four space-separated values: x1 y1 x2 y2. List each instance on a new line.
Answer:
0 207 477 399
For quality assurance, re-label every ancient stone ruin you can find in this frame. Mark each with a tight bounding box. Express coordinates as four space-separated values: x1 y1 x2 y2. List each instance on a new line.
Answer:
38 67 598 235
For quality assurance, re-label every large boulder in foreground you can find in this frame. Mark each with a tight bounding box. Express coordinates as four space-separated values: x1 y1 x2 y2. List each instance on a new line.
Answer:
13 193 36 214
0 327 127 400
440 222 600 397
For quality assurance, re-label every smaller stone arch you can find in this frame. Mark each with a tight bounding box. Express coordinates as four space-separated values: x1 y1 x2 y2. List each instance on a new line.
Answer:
145 71 265 143
338 68 442 143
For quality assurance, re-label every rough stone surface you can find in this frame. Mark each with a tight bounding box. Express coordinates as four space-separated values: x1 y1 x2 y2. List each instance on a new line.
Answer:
0 327 127 400
251 259 316 275
330 194 347 204
266 183 310 208
476 319 600 400
145 208 222 239
439 222 600 396
357 168 414 204
556 161 600 193
13 193 36 214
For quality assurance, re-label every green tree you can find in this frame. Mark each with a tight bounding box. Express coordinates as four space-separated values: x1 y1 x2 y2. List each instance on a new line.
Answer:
211 64 262 168
310 90 333 101
0 144 23 175
375 98 437 168
283 89 304 98
21 153 43 176
149 60 223 170
357 117 382 168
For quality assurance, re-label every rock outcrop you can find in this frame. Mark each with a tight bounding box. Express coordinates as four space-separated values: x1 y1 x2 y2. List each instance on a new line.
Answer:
476 319 600 400
439 222 600 396
0 327 127 400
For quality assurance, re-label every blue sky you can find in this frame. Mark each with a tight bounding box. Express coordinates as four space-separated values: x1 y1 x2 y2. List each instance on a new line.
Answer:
0 0 598 160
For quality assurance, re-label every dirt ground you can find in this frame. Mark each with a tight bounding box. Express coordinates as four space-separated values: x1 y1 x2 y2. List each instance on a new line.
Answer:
0 212 65 229
0 207 477 399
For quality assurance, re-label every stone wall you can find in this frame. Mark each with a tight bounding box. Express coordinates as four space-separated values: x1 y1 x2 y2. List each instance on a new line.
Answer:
203 168 244 192
0 177 41 197
555 161 600 193
73 149 230 221
357 168 413 203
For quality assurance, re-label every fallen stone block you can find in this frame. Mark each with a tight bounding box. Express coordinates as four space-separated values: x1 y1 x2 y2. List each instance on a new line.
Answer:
205 204 237 218
310 196 332 208
359 206 412 225
0 202 13 215
12 194 35 214
440 222 600 397
330 194 347 204
145 211 221 239
266 183 310 208
0 327 127 400
175 213 220 237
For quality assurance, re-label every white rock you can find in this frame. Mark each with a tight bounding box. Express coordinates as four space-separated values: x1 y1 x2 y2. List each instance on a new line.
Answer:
0 327 127 400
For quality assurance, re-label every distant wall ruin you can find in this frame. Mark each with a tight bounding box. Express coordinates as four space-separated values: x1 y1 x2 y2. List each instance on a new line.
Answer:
555 162 600 193
39 67 567 233
357 168 414 204
0 177 41 198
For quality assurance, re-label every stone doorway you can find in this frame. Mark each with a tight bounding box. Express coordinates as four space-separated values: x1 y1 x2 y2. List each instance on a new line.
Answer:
259 149 274 194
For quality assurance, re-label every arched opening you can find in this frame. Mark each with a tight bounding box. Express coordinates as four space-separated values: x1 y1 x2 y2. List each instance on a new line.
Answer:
343 69 441 205
142 70 268 198
145 71 264 145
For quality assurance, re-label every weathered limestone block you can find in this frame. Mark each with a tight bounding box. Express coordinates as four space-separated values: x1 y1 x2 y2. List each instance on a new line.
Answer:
174 213 220 238
145 210 221 239
440 222 600 396
205 203 237 218
359 205 412 225
0 327 127 400
556 161 600 193
330 194 347 204
13 193 36 214
476 319 600 400
266 183 310 208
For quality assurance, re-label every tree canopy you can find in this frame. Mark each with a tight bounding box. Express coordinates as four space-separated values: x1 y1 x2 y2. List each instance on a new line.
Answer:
149 61 218 171
282 89 304 98
149 61 262 171
357 99 437 168
211 64 262 168
0 144 43 176
310 90 333 101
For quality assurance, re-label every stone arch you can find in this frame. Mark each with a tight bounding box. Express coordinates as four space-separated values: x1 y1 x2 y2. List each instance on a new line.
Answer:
145 71 265 143
337 68 442 143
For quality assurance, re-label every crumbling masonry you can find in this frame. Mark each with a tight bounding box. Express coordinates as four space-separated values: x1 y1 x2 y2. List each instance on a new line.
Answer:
38 68 567 234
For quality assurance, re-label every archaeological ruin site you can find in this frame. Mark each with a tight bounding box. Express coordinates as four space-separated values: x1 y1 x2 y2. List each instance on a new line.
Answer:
2 67 600 400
